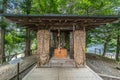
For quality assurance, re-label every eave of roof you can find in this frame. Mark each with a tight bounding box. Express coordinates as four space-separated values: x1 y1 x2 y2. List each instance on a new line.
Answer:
2 14 120 31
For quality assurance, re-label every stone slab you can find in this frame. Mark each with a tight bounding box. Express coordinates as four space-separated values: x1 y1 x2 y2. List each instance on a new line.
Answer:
23 66 103 80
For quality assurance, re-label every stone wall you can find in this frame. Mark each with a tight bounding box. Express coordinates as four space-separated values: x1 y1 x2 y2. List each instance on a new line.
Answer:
0 55 37 80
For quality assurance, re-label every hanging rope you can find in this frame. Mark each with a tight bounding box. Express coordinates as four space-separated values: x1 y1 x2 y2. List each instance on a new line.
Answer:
58 29 61 50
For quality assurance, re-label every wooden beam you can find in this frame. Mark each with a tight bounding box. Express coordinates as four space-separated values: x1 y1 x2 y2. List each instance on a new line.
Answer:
4 16 118 31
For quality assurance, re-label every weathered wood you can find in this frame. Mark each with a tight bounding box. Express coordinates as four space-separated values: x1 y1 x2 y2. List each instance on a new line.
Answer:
37 30 50 67
61 32 65 48
58 29 60 49
54 48 67 58
116 34 120 61
74 29 86 67
5 15 118 31
1 28 6 63
70 32 73 59
50 32 53 57
53 32 58 48
25 28 31 56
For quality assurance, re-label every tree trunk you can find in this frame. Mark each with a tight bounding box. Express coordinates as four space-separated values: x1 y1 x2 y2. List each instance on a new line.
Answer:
102 35 111 56
102 41 108 56
116 34 120 61
37 30 50 67
0 0 8 63
74 30 86 67
1 28 6 63
25 28 31 56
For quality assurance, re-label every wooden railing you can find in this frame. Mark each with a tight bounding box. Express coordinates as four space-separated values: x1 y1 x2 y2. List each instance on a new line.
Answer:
94 48 102 55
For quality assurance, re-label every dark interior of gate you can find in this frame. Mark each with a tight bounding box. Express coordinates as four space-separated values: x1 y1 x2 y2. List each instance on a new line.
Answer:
50 30 73 58
4 14 118 68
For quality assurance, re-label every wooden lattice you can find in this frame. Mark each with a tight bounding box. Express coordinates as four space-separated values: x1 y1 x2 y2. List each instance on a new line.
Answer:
37 30 50 67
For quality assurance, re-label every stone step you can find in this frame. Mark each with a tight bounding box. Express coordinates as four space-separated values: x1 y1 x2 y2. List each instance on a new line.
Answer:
41 58 75 68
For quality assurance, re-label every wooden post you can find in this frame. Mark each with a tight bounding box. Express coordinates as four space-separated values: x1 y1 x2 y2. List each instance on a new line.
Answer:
54 32 58 48
74 28 86 67
50 32 53 58
25 28 31 56
37 30 50 67
70 32 73 59
57 29 60 49
1 28 6 63
17 63 20 80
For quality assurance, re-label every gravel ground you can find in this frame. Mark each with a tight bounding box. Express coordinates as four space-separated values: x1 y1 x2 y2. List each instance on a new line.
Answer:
86 53 120 80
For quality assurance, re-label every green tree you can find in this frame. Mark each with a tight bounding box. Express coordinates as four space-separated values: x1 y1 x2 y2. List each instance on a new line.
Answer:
20 0 33 56
0 0 9 63
20 0 33 14
32 0 59 14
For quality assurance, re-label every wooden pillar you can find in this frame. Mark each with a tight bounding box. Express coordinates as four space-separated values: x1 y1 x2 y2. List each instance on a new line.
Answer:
50 32 54 57
53 32 58 48
70 32 73 59
74 28 86 67
1 28 6 63
37 30 50 67
25 28 31 56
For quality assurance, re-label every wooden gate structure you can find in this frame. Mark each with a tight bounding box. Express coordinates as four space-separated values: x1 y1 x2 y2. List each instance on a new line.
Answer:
4 14 119 67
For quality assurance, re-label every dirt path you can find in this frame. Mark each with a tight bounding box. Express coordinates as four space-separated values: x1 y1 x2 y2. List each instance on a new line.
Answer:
86 53 120 80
